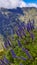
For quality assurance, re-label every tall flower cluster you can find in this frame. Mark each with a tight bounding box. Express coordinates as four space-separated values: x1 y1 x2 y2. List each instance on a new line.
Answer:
0 19 35 65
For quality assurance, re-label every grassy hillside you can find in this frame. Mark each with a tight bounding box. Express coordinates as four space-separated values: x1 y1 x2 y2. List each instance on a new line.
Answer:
19 8 37 26
0 7 37 65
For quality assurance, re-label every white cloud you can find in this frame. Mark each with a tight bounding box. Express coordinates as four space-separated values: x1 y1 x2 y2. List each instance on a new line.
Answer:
0 0 20 8
27 3 37 8
19 0 37 8
0 0 37 9
19 1 27 7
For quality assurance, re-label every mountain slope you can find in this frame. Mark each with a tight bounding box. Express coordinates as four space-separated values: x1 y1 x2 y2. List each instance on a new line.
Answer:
0 7 37 37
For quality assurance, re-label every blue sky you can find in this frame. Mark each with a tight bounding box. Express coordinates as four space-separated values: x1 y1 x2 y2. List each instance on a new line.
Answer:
24 0 37 3
0 0 37 9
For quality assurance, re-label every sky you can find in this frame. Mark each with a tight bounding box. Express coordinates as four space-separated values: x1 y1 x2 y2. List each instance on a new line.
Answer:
0 0 37 9
24 0 37 3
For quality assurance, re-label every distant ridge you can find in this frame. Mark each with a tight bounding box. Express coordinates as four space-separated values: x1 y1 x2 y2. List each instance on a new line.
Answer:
0 7 37 37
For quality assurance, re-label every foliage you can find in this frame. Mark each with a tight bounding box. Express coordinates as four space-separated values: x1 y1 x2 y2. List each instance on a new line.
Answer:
0 21 37 65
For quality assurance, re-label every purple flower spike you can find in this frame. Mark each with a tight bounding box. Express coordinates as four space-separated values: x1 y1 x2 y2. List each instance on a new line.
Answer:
30 20 34 30
22 31 26 37
4 42 8 48
16 31 19 36
27 22 31 32
16 31 22 38
17 40 22 47
22 48 32 59
18 33 22 38
3 57 10 65
18 26 23 31
4 41 11 49
0 60 6 65
10 49 17 58
26 20 34 32
20 56 27 61
21 22 26 29
30 33 34 40
7 39 11 47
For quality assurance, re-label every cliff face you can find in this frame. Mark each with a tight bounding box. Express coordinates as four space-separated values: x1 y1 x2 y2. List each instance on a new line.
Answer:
0 7 37 37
